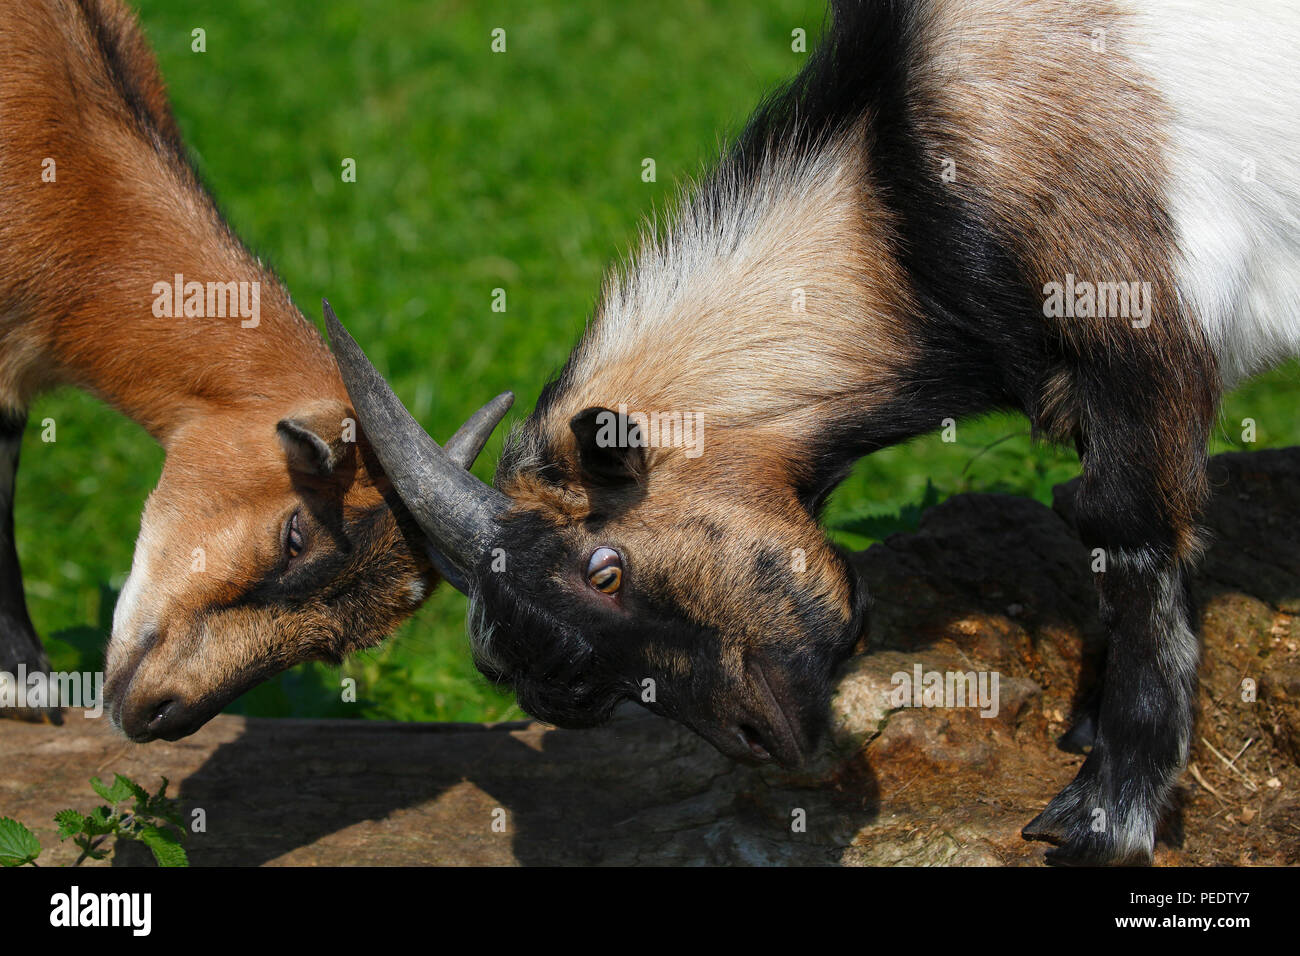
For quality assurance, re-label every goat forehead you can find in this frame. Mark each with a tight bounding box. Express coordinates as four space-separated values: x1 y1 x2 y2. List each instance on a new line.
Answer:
110 508 266 643
651 520 854 635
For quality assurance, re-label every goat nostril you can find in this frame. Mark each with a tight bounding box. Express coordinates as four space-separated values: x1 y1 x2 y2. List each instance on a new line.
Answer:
738 724 771 761
147 699 177 728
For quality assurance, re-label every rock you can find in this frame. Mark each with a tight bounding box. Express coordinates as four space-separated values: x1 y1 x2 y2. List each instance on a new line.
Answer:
2 449 1298 865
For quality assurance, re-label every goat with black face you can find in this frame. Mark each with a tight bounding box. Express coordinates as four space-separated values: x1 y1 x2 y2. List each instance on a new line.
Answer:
327 305 867 769
332 0 1300 866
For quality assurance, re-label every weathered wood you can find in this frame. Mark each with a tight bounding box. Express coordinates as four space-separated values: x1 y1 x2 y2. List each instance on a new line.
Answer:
2 449 1297 865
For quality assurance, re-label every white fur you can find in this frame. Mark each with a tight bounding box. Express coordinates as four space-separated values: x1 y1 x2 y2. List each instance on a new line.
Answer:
109 503 160 659
466 586 504 674
405 576 428 606
1127 0 1300 386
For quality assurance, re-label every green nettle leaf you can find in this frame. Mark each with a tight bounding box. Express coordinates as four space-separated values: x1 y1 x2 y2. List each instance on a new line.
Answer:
154 805 185 830
50 774 190 867
89 776 116 803
832 480 942 540
0 817 42 867
90 774 136 805
119 774 148 805
136 826 188 868
89 776 113 802
54 809 90 839
85 806 117 835
141 777 184 828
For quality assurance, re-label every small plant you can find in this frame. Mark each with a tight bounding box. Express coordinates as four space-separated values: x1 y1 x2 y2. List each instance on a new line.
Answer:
0 772 188 867
0 816 42 867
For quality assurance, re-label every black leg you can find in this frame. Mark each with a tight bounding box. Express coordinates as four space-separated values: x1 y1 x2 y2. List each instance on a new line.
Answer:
1023 359 1210 864
1024 553 1199 863
1055 431 1104 756
0 410 60 724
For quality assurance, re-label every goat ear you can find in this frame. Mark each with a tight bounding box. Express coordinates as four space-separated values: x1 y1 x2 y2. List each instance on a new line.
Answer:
277 402 353 476
570 406 647 485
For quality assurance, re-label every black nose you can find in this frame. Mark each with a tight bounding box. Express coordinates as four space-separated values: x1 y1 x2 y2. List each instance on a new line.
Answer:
119 694 193 741
142 696 203 741
146 698 179 731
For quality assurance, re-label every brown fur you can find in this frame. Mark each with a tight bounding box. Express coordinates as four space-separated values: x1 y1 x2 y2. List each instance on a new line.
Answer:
0 0 435 738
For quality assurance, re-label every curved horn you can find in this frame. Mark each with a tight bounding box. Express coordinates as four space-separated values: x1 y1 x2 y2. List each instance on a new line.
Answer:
323 299 510 592
444 390 515 468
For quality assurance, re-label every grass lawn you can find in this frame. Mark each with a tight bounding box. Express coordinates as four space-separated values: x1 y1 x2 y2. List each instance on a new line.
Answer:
19 0 1300 723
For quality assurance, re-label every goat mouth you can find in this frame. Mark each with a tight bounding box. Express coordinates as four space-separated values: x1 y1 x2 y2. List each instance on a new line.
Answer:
744 657 807 768
739 724 774 761
112 655 280 742
702 718 804 769
695 663 808 769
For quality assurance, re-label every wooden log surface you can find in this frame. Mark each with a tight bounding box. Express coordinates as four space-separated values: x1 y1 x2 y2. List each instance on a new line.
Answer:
3 449 1298 865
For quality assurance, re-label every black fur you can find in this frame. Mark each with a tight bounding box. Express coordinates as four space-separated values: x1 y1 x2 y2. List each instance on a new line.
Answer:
476 508 866 748
72 0 187 162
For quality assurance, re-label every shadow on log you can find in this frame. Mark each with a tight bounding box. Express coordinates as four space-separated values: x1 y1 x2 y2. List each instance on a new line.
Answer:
3 450 1298 865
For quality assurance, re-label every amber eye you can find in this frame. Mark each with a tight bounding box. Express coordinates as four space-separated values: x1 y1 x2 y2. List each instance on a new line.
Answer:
586 547 623 594
285 510 304 561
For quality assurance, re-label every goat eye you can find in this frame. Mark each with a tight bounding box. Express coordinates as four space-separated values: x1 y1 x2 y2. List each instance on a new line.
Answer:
586 547 622 594
285 510 304 561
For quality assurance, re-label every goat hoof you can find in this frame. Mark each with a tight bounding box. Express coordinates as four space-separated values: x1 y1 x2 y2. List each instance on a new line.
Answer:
1023 776 1156 865
1042 839 1154 867
1021 808 1068 845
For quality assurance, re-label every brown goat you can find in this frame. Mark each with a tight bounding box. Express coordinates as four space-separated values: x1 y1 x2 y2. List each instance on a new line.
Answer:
0 0 507 738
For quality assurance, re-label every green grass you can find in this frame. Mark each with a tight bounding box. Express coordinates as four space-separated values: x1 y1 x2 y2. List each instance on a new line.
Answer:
18 0 1300 722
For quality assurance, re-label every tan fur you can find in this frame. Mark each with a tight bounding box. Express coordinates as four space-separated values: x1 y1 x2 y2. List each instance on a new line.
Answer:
563 131 914 435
